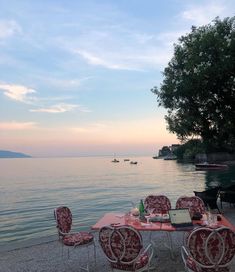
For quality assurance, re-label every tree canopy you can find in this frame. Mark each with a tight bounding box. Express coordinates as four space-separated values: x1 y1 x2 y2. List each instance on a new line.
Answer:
152 17 235 152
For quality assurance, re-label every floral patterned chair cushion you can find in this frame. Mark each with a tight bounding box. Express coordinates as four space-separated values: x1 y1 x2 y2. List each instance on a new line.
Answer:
63 232 94 246
54 206 72 234
99 225 151 271
186 256 230 272
144 195 171 213
99 226 117 262
183 226 235 272
111 252 149 271
176 196 206 218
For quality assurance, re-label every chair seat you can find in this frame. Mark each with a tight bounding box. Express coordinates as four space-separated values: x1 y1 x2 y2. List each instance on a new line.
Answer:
111 252 149 271
62 231 94 246
186 256 230 272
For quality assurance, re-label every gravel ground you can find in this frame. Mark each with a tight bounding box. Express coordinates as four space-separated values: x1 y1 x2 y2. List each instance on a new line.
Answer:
0 204 234 272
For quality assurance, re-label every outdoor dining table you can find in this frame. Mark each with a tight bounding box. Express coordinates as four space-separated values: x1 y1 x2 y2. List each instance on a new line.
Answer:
92 212 235 262
91 212 235 232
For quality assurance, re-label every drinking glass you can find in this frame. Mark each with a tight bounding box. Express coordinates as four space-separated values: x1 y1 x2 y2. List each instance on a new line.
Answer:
130 201 136 208
146 208 155 224
207 212 217 226
148 208 155 216
146 216 151 224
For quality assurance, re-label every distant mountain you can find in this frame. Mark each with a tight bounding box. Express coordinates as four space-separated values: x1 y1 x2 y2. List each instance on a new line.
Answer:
0 150 31 158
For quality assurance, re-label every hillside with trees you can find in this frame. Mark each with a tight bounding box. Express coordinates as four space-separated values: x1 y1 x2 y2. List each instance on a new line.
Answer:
0 150 31 158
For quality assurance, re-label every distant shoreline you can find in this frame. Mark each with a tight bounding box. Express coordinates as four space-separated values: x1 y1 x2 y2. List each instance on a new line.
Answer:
0 150 31 158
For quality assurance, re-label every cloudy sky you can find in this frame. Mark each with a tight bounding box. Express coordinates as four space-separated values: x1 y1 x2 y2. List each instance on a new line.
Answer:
0 0 234 157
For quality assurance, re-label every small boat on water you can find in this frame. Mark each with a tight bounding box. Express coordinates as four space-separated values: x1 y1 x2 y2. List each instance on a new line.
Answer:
124 159 130 161
152 156 159 159
195 162 228 170
111 158 119 163
111 153 119 163
130 161 138 165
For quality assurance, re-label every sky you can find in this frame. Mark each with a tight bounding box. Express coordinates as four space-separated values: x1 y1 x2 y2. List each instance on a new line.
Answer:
0 0 234 157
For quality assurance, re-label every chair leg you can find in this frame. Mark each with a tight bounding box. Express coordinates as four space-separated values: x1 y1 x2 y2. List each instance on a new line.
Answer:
67 247 70 259
87 245 90 272
166 232 175 260
77 245 91 272
93 243 97 270
61 244 63 258
61 244 70 260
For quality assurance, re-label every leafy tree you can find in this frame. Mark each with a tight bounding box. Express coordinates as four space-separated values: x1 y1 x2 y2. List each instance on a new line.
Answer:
160 145 171 156
175 139 205 161
152 17 235 152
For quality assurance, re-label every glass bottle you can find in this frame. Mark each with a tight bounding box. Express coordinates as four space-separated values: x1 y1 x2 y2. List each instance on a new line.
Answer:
139 199 145 215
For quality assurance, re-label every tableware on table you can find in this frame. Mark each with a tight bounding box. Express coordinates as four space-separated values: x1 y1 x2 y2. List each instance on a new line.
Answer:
131 207 140 216
161 213 170 222
144 208 155 223
149 214 162 222
130 201 136 208
145 214 153 224
200 213 208 226
148 208 155 216
210 214 217 226
139 199 145 215
207 212 217 226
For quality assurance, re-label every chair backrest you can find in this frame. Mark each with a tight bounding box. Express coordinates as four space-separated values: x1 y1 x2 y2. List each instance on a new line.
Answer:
144 195 171 213
54 206 72 235
176 196 206 218
194 187 220 199
205 187 220 197
99 225 143 265
186 226 235 269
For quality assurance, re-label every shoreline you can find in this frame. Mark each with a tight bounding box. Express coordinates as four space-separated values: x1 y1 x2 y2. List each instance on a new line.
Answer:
0 234 58 253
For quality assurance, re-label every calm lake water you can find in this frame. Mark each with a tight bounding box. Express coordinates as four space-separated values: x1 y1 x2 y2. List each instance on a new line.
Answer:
0 156 235 246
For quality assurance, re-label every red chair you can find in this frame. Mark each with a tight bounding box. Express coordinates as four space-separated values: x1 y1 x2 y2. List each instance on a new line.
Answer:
144 195 171 213
99 225 154 272
176 196 206 218
181 226 235 271
54 206 96 271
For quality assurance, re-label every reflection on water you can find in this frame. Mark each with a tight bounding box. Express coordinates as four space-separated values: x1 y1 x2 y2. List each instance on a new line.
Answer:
0 156 235 245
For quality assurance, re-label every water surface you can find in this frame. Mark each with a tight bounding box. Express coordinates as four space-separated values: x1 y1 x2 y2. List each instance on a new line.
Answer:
0 156 234 245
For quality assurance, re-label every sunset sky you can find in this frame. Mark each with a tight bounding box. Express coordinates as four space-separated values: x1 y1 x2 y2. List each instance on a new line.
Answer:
0 0 234 157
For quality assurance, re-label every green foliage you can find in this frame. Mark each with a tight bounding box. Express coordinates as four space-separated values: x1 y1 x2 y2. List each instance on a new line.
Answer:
160 146 171 156
175 139 205 161
152 17 235 152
